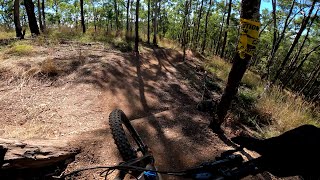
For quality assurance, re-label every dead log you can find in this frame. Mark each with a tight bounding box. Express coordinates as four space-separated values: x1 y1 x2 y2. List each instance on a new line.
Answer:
0 138 80 179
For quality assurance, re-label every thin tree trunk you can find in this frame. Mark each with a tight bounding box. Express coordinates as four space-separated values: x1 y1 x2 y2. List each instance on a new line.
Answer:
281 15 316 86
282 44 320 87
135 0 140 53
80 0 85 33
191 0 200 44
194 0 204 49
37 0 43 32
186 0 192 45
210 0 261 129
201 0 213 54
182 0 189 61
215 4 226 55
126 0 130 38
93 7 97 33
147 0 150 44
41 0 46 31
220 0 232 58
14 0 23 38
299 62 320 95
153 0 159 46
266 0 295 79
305 74 319 96
311 90 320 102
272 0 317 84
24 0 40 35
266 0 277 77
113 0 119 34
130 0 134 35
53 0 60 26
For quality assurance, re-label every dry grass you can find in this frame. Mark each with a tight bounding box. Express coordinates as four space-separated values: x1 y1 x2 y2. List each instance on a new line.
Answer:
205 56 320 138
242 71 262 89
0 31 15 40
5 41 33 56
2 122 55 140
257 87 320 138
158 38 181 50
205 56 231 81
22 58 60 78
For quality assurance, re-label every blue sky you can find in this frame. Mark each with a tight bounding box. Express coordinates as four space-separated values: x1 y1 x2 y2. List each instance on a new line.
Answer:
261 0 272 11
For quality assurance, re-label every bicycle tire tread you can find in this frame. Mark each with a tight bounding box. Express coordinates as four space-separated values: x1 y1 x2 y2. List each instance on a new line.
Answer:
109 109 138 161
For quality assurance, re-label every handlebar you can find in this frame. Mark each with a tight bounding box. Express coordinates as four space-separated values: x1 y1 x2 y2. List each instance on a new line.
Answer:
54 152 261 180
180 154 261 179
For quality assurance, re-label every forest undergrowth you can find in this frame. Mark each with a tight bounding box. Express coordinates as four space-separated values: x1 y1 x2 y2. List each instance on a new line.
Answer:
204 56 320 138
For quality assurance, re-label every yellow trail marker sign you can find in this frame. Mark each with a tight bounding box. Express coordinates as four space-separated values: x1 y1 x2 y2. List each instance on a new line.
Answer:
237 18 261 59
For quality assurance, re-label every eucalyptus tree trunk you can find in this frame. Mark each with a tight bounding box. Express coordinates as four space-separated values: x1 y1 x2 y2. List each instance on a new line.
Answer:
220 0 232 58
282 44 320 87
191 0 200 44
135 0 140 53
215 2 226 55
126 0 130 38
266 0 295 79
311 90 320 102
210 0 261 129
114 0 120 34
194 0 204 49
42 0 46 31
281 13 317 86
201 0 213 54
24 0 40 35
80 0 85 33
53 0 60 25
182 0 190 61
272 0 317 84
37 0 43 32
14 0 23 38
93 6 97 32
298 62 320 95
147 0 150 44
153 0 159 46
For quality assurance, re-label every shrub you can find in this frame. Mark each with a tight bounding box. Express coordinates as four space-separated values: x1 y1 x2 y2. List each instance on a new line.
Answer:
112 38 133 52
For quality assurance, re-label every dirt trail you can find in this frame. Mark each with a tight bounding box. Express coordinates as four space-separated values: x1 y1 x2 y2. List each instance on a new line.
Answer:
0 42 293 179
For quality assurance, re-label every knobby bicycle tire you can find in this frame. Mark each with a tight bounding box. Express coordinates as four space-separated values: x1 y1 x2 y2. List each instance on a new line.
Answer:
109 109 147 161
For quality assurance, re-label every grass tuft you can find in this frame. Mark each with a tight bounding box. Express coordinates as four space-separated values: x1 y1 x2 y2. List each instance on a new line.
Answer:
0 31 15 40
5 41 33 56
23 58 60 78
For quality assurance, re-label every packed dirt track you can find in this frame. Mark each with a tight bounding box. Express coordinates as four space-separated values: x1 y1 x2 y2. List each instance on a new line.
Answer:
0 41 297 179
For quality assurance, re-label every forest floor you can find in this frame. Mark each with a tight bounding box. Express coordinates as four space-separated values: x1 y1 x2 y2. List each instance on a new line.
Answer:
0 40 297 179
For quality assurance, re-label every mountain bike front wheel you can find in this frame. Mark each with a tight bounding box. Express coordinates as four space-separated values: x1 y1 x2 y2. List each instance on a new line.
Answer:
109 109 147 161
